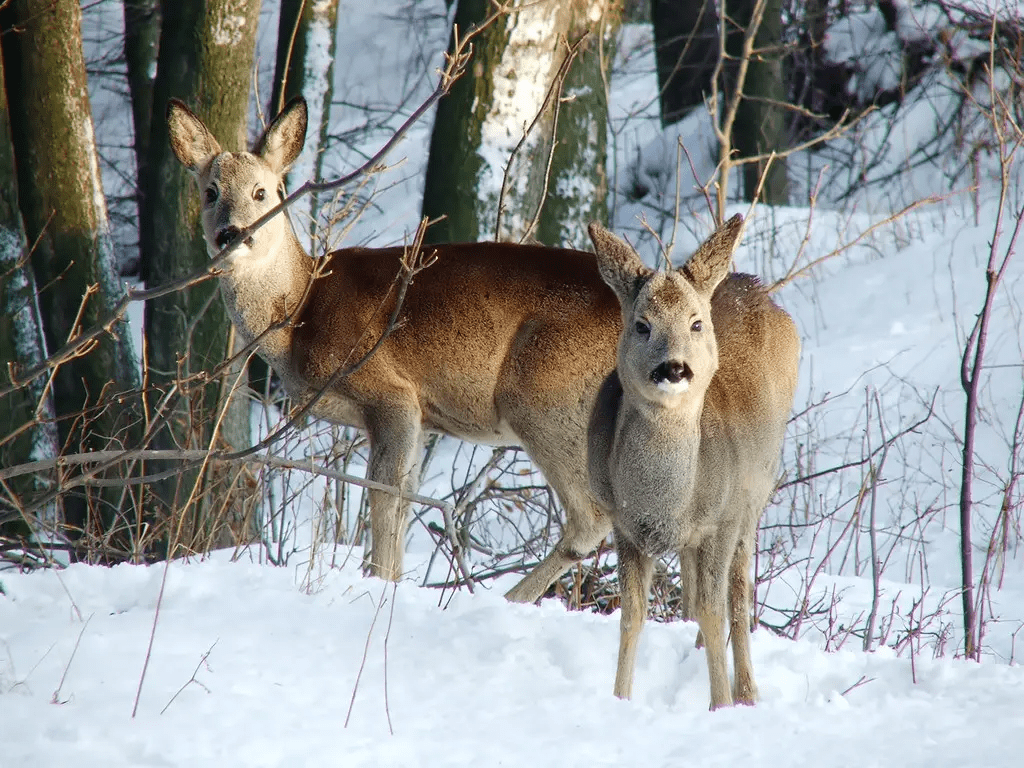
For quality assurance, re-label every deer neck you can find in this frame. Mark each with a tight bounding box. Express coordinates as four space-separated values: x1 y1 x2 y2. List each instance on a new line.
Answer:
610 397 703 555
216 226 312 366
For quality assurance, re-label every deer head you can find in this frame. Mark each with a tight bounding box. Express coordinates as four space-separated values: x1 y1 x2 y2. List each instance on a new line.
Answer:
587 216 743 412
167 96 308 265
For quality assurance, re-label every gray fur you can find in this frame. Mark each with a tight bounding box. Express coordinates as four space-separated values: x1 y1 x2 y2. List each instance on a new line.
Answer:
587 220 800 709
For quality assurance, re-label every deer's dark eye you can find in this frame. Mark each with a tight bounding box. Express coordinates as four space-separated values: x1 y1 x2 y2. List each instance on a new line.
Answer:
691 319 703 332
253 187 266 202
204 186 218 205
635 320 651 337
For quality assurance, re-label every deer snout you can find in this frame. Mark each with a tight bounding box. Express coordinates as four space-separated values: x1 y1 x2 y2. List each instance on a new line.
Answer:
651 361 693 385
215 226 255 251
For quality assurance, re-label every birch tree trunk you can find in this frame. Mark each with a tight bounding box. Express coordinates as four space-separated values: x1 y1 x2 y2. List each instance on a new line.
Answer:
0 43 60 538
271 0 339 246
271 0 339 182
422 0 620 248
140 0 261 553
0 0 142 545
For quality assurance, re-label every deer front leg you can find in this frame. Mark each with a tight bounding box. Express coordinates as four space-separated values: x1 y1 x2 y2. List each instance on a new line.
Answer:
729 530 758 705
365 401 423 582
613 535 654 699
695 531 735 710
679 547 705 648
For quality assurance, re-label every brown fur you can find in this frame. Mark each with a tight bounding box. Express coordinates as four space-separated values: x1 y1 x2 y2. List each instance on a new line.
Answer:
167 96 633 600
587 218 800 708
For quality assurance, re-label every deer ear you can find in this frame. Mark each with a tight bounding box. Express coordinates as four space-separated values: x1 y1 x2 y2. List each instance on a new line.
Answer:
680 214 743 295
167 99 222 175
255 96 307 174
588 223 649 304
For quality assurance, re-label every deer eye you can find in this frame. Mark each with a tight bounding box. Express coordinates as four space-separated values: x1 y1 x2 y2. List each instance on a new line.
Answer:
691 319 703 332
634 320 651 337
253 187 266 202
204 186 218 205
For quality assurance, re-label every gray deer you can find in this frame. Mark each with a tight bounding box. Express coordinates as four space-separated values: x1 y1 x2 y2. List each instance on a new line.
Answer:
586 217 800 709
167 96 629 603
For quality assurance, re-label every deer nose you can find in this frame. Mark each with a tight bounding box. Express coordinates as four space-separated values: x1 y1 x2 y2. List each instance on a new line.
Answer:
215 226 254 250
215 226 241 250
651 361 693 385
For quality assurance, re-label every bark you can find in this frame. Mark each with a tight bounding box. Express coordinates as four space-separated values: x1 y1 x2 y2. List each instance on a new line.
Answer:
725 0 788 204
651 0 719 126
140 0 261 552
0 0 142 541
0 43 60 535
422 0 619 248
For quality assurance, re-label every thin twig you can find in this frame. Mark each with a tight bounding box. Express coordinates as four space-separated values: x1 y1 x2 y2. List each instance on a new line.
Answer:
160 642 217 715
345 583 388 729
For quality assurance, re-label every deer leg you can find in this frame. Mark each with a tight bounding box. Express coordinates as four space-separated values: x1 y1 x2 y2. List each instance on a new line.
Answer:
695 531 734 710
729 530 759 705
679 548 704 648
504 473 611 604
364 400 423 582
613 535 654 699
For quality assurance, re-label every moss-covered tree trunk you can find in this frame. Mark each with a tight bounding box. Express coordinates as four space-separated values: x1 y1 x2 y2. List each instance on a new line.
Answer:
725 0 788 204
140 0 261 554
0 41 60 538
651 0 719 127
422 0 620 248
0 0 142 549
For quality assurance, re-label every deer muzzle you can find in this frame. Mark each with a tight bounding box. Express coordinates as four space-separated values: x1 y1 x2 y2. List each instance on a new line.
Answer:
215 226 255 251
651 361 693 392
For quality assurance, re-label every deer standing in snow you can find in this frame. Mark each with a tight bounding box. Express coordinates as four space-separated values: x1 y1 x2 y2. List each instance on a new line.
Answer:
167 96 633 603
586 217 800 708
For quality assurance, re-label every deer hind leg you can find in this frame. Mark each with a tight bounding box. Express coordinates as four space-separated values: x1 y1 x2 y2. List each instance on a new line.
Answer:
613 535 654 699
364 399 423 583
503 467 611 604
694 529 736 710
729 529 758 705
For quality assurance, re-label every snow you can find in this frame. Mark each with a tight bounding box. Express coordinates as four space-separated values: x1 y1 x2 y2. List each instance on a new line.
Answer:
212 1 249 47
0 227 59 465
6 2 1024 765
825 9 904 100
3 556 1024 766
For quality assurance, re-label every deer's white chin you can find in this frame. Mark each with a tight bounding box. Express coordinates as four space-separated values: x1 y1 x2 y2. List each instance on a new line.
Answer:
655 379 690 395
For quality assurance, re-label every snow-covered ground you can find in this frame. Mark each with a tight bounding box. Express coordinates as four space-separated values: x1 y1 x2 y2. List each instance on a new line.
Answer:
3 553 1024 767
4 2 1023 765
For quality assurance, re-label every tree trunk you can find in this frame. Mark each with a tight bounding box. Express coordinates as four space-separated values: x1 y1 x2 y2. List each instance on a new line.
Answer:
725 0 788 204
123 0 162 253
422 0 620 248
651 0 718 127
271 0 339 243
140 0 261 554
0 41 60 537
0 0 142 547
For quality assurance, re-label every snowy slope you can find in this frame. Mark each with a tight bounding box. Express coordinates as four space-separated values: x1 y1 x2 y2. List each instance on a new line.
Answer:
3 556 1024 767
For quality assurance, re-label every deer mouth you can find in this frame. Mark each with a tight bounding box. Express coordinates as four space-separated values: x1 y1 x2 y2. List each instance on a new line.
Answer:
651 361 693 392
215 226 255 251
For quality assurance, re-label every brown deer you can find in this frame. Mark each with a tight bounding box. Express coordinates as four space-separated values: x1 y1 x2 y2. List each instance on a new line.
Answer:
586 217 800 709
167 95 632 602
